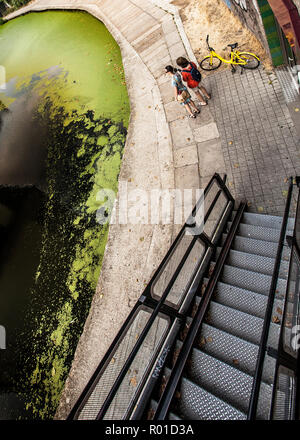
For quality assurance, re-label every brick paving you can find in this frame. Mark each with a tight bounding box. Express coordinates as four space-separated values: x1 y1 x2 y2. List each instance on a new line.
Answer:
205 67 300 215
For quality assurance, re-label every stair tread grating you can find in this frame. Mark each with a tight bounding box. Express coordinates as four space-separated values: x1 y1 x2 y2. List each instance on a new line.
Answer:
221 233 291 261
226 222 294 244
201 279 284 319
204 301 280 347
176 376 246 420
186 348 272 419
239 212 294 231
152 210 294 420
193 322 277 383
215 248 290 279
221 264 287 298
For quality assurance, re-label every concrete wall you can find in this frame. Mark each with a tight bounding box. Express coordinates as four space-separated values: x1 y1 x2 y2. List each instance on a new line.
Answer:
221 0 271 59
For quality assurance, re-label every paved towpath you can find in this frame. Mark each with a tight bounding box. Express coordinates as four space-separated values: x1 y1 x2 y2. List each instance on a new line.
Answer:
208 66 300 215
5 0 224 419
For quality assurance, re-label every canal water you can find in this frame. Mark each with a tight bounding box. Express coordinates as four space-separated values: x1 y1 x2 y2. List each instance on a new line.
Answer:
0 10 130 419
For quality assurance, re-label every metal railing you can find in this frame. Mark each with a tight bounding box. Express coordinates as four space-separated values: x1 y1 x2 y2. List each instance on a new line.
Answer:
153 201 246 420
68 173 235 420
248 176 300 420
269 177 300 420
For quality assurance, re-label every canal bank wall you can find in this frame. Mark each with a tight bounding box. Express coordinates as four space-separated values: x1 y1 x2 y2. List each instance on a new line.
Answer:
5 0 225 419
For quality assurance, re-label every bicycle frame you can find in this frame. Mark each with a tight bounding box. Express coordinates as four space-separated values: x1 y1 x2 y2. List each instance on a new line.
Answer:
204 34 259 67
207 49 252 66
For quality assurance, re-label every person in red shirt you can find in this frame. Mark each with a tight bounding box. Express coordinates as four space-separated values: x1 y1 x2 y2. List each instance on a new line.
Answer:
176 57 211 106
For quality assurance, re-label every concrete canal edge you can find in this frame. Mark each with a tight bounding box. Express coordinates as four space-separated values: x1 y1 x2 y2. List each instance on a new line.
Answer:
4 0 225 419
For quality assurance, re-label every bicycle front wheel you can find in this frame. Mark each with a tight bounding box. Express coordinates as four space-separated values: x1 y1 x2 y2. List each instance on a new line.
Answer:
238 52 260 69
200 55 222 71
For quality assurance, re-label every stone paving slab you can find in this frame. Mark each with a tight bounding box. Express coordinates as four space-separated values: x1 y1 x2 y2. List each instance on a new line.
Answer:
206 67 300 215
169 117 195 149
198 138 226 178
174 144 198 168
175 163 200 190
194 122 219 143
164 99 188 122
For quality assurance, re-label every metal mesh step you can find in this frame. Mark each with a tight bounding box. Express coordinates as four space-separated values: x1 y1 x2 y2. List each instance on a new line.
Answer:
184 347 272 419
215 247 290 279
202 279 284 320
172 375 246 420
188 322 276 384
151 209 295 421
221 234 291 261
220 264 287 299
240 212 294 231
226 222 294 244
204 301 280 347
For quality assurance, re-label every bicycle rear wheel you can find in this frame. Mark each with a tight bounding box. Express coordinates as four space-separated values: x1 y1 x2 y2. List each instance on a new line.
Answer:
200 55 222 71
238 52 260 69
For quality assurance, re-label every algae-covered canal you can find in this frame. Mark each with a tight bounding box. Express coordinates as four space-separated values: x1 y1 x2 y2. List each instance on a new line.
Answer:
0 10 130 419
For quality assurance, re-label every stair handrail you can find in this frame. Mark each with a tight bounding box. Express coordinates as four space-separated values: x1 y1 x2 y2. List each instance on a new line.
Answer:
153 202 247 420
269 177 300 419
67 173 234 420
247 176 294 420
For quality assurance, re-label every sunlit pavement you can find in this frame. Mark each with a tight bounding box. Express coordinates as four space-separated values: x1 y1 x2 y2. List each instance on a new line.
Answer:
206 66 300 215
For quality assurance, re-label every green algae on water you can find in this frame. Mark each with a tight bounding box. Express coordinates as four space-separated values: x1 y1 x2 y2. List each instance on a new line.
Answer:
0 10 130 419
0 10 130 124
0 100 7 111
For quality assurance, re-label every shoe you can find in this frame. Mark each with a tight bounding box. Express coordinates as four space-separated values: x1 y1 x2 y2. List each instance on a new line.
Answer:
193 109 200 114
189 114 196 118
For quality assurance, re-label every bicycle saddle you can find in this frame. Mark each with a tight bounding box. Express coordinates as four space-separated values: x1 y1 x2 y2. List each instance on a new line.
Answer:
228 43 238 49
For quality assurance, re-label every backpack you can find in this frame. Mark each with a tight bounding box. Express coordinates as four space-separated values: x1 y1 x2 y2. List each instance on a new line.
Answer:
182 63 202 83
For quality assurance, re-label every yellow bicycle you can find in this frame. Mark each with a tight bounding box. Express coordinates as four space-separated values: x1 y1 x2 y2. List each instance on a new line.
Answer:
200 35 260 71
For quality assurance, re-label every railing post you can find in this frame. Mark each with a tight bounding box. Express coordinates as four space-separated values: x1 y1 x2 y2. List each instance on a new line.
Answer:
247 176 294 420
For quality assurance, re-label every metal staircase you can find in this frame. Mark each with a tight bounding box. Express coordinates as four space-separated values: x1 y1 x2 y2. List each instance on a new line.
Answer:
68 174 300 421
148 210 294 420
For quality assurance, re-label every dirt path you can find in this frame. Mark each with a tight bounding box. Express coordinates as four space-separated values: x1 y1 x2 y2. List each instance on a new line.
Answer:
172 0 272 73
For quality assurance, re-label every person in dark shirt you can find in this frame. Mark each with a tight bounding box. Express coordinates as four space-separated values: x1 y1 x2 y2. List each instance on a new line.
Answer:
176 56 211 106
